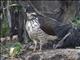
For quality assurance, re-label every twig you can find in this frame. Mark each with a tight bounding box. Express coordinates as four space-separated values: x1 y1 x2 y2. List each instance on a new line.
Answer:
3 4 18 10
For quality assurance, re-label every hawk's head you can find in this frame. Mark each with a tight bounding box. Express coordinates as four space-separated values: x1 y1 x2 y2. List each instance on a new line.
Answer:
26 12 37 20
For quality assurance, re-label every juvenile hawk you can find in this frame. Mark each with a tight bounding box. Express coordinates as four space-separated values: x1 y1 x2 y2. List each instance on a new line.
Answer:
25 12 57 51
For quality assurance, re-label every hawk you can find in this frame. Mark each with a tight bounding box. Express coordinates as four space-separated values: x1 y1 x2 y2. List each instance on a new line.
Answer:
25 12 57 51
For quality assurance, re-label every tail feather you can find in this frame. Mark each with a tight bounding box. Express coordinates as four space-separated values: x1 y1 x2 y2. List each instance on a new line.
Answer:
47 35 58 41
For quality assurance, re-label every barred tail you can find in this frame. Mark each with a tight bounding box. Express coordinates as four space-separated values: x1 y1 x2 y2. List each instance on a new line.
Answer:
47 35 58 41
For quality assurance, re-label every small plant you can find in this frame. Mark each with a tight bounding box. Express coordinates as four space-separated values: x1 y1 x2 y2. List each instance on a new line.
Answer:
72 16 80 28
9 42 22 57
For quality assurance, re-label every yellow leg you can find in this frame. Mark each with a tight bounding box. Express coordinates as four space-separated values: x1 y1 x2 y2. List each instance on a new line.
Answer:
33 40 37 51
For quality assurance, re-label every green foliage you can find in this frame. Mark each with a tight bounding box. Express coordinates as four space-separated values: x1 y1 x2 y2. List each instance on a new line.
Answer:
72 16 80 28
0 41 23 58
0 17 10 37
9 42 22 57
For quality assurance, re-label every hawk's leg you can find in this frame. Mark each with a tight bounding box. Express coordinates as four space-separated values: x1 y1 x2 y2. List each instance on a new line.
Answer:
39 40 43 51
33 40 37 51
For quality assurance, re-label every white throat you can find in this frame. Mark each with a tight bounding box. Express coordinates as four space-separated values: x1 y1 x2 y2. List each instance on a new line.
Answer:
26 12 40 32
